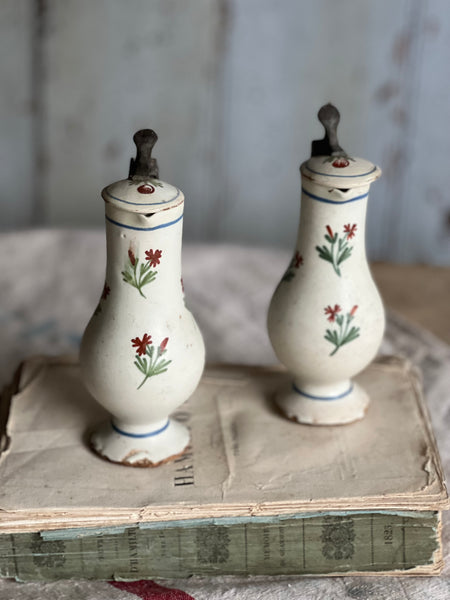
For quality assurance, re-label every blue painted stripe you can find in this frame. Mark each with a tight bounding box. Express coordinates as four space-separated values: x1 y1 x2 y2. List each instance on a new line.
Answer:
293 383 353 401
305 164 377 178
302 187 368 204
106 213 183 231
104 187 181 206
112 420 170 438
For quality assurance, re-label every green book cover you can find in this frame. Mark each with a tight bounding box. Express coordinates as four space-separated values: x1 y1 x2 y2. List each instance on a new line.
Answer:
0 511 442 581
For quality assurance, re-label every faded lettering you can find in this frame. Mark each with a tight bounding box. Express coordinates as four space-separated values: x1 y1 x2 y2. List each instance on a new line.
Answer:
127 528 139 573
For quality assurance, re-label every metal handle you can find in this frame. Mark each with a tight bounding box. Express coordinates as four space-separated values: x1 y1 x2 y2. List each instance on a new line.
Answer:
311 103 346 158
128 129 159 179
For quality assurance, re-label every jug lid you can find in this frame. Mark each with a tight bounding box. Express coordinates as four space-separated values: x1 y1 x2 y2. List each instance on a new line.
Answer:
300 103 381 188
102 129 184 213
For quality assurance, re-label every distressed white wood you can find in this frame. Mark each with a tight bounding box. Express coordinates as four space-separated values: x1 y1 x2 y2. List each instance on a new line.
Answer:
1 0 449 264
0 0 34 228
358 0 422 261
399 0 450 265
218 0 424 259
218 0 450 263
43 0 224 239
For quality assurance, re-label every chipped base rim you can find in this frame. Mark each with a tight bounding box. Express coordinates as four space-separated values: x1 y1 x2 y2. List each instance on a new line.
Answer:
89 419 190 467
276 381 370 425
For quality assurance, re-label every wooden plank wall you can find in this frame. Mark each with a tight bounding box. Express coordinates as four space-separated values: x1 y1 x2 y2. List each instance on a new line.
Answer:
1 0 449 264
0 1 34 228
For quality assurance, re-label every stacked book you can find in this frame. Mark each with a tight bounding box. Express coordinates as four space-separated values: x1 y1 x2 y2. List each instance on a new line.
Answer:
0 355 447 580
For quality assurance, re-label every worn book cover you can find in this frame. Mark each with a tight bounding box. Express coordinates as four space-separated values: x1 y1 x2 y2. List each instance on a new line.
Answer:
0 355 447 579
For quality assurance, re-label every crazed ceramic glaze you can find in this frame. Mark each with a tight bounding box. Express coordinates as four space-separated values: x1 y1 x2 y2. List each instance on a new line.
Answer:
80 130 205 466
268 104 384 425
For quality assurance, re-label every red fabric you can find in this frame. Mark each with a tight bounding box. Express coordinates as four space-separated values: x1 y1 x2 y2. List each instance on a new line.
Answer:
109 580 195 600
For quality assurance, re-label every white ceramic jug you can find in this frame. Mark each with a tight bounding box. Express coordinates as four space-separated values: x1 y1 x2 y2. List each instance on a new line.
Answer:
267 104 384 425
80 130 205 466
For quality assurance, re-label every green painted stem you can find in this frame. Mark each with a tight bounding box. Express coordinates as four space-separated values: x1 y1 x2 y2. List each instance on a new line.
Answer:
331 239 341 277
329 345 339 357
137 375 149 390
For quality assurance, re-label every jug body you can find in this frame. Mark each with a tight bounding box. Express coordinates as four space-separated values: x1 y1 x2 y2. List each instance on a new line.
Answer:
268 105 384 425
80 130 205 465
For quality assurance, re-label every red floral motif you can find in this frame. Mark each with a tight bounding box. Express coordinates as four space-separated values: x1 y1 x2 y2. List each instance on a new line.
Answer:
324 304 341 322
344 223 357 240
324 304 361 356
316 224 354 276
282 250 304 282
137 184 155 194
159 337 169 352
131 333 152 356
128 248 136 266
350 305 358 317
145 249 162 267
332 157 350 168
133 333 172 388
101 282 110 300
123 246 158 298
294 252 304 268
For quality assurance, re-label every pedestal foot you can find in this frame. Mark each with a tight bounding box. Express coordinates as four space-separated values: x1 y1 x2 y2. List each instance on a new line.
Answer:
89 419 190 467
277 381 370 425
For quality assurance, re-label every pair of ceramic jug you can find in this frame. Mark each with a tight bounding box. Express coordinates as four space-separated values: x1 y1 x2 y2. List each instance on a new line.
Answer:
80 105 384 467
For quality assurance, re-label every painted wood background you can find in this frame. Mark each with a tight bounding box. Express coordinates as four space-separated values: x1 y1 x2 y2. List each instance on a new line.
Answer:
1 0 449 264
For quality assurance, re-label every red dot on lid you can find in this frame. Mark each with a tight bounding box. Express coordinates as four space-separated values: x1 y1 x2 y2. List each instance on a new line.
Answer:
137 184 155 194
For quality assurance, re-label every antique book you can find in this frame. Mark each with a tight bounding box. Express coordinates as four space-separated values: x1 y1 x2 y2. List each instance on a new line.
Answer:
0 355 447 580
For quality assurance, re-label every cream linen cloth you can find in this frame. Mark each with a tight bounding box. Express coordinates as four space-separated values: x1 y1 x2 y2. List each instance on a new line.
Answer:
0 229 449 600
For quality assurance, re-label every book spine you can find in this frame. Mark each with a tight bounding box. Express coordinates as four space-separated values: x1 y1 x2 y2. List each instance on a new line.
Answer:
0 512 440 581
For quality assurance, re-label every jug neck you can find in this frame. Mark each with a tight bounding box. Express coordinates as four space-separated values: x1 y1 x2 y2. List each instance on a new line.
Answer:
104 203 184 305
296 179 371 265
